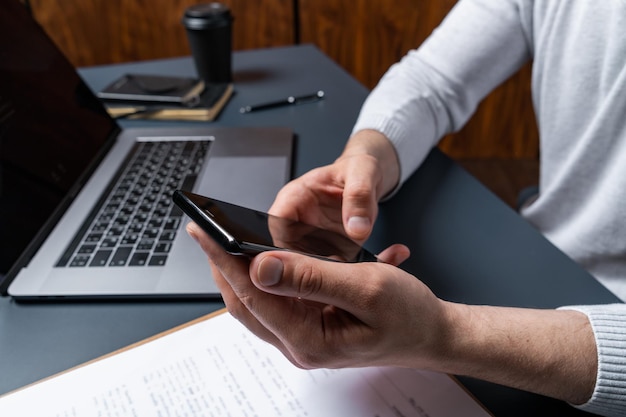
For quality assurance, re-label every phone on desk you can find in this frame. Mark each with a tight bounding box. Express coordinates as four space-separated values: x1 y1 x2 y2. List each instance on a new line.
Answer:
172 190 378 262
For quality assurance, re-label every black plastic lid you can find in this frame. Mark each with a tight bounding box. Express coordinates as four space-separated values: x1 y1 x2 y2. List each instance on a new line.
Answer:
182 3 232 30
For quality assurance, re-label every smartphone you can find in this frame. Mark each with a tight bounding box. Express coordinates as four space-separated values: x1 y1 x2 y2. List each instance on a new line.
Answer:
172 190 377 262
97 73 205 107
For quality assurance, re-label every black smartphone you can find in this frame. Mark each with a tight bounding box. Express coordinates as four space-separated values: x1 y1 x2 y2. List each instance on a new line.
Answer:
172 190 377 262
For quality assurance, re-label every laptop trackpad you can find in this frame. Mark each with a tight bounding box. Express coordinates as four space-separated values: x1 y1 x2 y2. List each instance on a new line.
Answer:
194 127 293 212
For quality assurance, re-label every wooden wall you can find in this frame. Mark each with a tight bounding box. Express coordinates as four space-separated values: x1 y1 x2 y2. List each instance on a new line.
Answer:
28 0 538 160
28 0 295 64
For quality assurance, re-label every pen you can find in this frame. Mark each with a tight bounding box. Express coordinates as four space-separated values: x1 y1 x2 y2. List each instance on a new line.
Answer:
240 90 325 113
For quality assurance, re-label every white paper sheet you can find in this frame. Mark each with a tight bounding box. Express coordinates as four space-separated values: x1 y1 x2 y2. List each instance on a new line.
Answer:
0 312 490 417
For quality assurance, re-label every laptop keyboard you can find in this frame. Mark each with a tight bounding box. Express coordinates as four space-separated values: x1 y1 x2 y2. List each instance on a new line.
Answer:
56 139 211 268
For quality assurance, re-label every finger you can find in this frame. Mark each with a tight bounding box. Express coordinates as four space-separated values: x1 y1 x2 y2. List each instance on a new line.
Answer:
186 222 250 295
377 244 411 266
268 179 308 219
270 168 344 232
187 222 304 364
187 221 264 322
250 250 394 318
207 258 303 365
340 156 381 241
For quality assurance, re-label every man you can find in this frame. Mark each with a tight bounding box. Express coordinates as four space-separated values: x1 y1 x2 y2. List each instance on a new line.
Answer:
188 1 626 415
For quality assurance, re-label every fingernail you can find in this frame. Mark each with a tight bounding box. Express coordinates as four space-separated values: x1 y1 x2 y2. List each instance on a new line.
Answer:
258 257 283 287
347 216 370 236
187 228 199 243
186 222 200 242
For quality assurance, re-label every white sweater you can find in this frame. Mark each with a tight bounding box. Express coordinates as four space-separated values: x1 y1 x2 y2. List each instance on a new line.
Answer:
352 1 626 415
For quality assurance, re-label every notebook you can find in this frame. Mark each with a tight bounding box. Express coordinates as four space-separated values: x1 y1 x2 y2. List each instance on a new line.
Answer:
0 0 293 300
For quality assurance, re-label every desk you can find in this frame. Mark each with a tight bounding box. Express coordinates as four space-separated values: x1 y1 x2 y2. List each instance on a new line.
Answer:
0 45 620 416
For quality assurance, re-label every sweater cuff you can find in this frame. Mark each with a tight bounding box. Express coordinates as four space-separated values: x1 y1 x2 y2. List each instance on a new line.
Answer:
558 304 626 416
351 112 435 198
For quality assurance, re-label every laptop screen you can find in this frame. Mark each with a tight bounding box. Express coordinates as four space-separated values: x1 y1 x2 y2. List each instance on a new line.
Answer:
0 1 118 276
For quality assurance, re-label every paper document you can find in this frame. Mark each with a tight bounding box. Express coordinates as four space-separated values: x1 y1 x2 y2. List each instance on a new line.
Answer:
0 311 490 417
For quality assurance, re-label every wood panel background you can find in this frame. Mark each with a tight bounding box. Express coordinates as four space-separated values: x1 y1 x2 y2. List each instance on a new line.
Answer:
28 0 295 64
27 0 538 160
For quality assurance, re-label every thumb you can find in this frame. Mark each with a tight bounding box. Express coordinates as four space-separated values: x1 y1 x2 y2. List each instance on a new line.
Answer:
249 251 371 311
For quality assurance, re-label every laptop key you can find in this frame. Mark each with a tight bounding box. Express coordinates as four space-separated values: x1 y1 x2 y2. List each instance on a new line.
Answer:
129 252 150 266
137 240 155 250
89 249 113 267
143 228 159 239
70 255 91 267
159 231 176 241
77 244 96 254
164 218 179 230
110 246 132 266
85 233 103 242
148 254 168 266
121 234 139 245
154 242 171 253
101 238 119 248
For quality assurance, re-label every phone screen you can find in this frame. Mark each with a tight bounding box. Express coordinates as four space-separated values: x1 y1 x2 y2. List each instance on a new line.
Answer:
173 191 377 262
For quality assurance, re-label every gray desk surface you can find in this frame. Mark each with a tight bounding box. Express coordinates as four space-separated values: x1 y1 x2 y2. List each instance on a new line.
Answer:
0 45 620 416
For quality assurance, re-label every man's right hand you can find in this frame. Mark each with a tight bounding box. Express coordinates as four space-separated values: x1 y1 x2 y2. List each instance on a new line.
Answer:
269 129 401 243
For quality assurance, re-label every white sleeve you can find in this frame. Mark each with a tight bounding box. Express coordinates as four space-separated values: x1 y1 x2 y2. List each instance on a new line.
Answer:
559 304 626 417
352 0 532 186
352 2 626 415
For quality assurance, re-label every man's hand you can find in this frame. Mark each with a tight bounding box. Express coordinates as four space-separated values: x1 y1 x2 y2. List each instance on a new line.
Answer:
270 129 401 243
187 221 445 370
187 221 597 406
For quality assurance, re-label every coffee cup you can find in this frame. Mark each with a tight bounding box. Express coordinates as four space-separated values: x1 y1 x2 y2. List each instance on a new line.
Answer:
182 3 233 84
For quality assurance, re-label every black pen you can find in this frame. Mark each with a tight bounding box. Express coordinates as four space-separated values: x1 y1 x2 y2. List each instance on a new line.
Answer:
240 90 325 113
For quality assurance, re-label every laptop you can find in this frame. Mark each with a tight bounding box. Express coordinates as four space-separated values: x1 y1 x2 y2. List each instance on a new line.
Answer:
0 0 293 300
